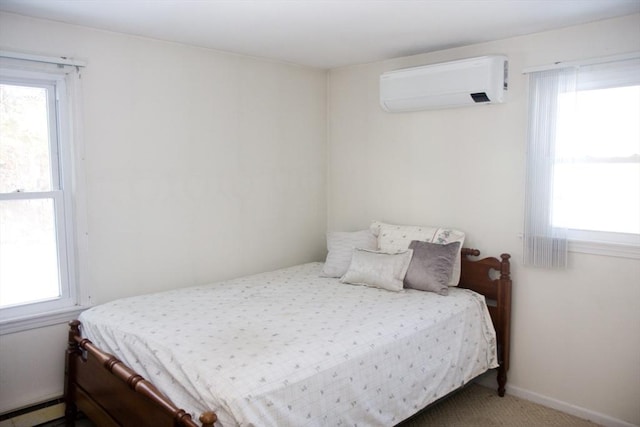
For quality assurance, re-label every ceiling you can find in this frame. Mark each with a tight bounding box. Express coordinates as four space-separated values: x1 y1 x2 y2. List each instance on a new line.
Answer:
0 0 638 69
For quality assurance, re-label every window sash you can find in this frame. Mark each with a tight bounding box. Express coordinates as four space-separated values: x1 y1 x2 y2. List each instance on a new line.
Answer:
0 77 63 193
0 192 74 320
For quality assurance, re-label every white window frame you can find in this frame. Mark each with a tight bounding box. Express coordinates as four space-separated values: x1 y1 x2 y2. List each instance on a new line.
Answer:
0 52 89 334
566 229 640 259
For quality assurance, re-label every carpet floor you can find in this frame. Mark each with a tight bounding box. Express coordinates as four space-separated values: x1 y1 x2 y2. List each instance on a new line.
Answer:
398 383 599 426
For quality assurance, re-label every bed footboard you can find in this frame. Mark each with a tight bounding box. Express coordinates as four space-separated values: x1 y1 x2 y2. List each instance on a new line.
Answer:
65 320 217 427
459 248 512 397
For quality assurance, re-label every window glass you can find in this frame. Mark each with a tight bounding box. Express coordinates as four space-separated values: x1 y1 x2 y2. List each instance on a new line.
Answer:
0 198 61 307
0 83 53 192
553 85 640 235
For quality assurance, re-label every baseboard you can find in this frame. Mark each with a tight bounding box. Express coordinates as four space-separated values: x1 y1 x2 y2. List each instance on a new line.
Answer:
474 374 637 427
0 391 62 417
0 402 64 427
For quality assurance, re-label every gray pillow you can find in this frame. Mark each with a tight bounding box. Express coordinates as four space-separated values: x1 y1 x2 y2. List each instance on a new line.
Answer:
403 241 461 295
321 230 377 277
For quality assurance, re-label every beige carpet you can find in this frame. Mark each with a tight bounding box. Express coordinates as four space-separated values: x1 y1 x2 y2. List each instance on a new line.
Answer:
398 384 599 427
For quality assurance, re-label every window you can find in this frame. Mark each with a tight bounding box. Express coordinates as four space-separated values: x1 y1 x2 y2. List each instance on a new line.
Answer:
554 85 640 238
524 56 640 267
0 53 87 332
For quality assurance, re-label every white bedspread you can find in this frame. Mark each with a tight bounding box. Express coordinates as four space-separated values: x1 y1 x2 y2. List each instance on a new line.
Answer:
79 262 497 427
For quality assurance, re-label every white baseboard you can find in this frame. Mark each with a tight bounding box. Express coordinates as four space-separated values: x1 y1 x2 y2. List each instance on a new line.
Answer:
0 392 61 418
0 403 64 427
474 374 638 427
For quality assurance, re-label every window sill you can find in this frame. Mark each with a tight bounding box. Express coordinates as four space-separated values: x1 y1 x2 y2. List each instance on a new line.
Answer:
0 305 90 335
568 239 640 259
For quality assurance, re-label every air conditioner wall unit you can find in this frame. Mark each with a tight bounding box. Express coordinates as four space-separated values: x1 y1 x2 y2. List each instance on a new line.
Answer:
379 55 508 112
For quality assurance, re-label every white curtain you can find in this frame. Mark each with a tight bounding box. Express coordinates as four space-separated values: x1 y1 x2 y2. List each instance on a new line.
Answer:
523 67 576 268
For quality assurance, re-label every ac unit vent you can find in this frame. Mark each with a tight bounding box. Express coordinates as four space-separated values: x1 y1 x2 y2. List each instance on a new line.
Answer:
470 92 490 103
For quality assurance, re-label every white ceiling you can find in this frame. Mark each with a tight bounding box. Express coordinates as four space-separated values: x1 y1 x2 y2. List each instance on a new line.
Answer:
0 0 638 69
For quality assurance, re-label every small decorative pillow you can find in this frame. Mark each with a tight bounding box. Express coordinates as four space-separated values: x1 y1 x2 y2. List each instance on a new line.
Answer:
404 241 461 295
370 221 465 286
340 248 413 292
321 230 377 278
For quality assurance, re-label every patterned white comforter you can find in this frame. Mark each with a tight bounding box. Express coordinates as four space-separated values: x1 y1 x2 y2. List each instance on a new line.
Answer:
79 262 497 427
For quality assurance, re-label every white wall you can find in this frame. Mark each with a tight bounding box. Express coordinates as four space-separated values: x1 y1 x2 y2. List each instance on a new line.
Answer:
327 14 640 426
0 12 326 413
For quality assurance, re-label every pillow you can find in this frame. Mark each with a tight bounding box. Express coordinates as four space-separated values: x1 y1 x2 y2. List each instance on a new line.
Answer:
340 248 413 292
432 228 465 286
404 241 461 295
370 220 438 253
321 230 377 277
370 221 465 286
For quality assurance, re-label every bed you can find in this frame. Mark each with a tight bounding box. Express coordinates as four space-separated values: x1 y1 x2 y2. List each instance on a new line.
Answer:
64 247 512 427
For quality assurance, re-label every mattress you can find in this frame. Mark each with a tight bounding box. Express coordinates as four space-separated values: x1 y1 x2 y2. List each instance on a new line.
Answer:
79 262 498 427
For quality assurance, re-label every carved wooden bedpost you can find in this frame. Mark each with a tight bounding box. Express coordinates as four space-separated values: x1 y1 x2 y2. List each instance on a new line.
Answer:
460 248 512 397
497 253 512 397
199 412 218 427
65 320 81 425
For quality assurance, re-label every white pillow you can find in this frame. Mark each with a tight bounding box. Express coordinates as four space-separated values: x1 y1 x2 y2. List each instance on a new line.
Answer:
340 248 413 292
321 230 377 278
370 220 438 252
370 221 465 286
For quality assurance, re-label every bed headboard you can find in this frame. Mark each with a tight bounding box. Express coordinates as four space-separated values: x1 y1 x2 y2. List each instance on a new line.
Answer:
458 248 512 396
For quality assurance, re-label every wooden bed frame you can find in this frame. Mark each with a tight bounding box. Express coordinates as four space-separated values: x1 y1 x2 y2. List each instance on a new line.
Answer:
64 248 512 427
